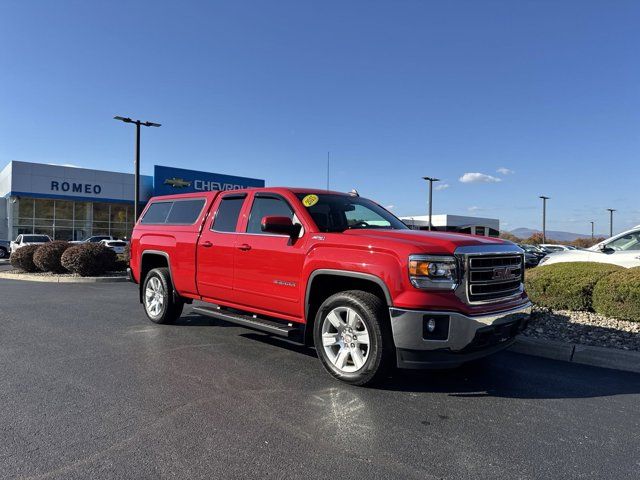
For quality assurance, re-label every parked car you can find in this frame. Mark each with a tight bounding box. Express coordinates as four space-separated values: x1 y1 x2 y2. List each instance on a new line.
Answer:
129 188 531 385
9 234 51 253
539 243 575 252
0 240 10 259
518 244 546 267
539 226 640 268
71 235 118 244
100 239 128 254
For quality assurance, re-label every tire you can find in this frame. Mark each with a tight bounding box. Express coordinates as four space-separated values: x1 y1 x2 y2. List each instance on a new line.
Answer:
313 290 394 386
142 267 184 324
0 248 7 259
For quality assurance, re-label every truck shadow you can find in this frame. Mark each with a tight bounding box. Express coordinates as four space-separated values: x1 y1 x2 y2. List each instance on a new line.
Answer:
177 310 640 400
376 352 640 399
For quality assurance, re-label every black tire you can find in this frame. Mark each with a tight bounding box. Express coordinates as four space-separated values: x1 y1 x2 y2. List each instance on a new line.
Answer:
142 267 184 324
0 247 7 259
313 290 394 386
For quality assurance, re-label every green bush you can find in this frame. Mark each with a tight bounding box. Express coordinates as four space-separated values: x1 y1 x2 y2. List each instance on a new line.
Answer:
61 243 117 277
525 262 623 311
593 268 640 322
9 244 40 272
33 241 72 273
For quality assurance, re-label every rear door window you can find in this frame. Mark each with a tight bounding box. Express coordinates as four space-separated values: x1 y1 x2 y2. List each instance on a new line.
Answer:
211 195 246 232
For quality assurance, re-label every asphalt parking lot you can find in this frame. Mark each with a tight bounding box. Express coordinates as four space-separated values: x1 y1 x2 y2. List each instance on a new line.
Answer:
1 279 639 479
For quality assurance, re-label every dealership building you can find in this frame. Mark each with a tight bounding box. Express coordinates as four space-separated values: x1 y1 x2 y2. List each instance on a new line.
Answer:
0 161 264 241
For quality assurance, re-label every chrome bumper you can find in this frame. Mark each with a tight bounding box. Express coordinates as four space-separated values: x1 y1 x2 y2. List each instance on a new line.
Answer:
389 302 532 368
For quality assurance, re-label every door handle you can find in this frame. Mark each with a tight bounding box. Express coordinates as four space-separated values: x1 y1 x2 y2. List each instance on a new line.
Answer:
238 243 252 251
201 241 213 248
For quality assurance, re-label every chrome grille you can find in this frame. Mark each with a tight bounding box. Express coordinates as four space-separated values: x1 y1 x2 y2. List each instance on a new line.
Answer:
466 254 524 303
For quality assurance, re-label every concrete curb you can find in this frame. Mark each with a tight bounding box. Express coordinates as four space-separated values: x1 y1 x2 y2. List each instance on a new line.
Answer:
0 271 128 283
509 336 640 374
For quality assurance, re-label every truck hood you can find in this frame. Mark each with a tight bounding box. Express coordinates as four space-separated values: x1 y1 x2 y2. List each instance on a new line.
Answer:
342 229 510 254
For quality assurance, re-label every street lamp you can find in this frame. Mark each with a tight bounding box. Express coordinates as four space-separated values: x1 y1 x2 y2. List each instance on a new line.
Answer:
590 221 595 241
606 208 616 238
539 196 550 243
114 116 161 221
422 176 440 231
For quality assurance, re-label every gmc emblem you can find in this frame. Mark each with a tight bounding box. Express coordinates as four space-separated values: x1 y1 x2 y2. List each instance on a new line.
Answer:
492 266 517 281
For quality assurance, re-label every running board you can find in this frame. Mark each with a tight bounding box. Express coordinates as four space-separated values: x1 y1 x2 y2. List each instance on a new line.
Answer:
193 305 303 339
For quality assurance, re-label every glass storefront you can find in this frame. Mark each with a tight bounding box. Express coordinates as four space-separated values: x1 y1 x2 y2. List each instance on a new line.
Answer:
11 197 134 241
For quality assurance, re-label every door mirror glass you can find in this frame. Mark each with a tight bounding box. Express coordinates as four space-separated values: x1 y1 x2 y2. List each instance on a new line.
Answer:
261 216 301 237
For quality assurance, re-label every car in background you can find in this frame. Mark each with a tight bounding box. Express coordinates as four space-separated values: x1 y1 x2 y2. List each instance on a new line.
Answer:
539 244 575 252
71 235 118 244
9 234 52 253
518 244 546 268
0 240 10 259
100 239 128 254
539 226 640 268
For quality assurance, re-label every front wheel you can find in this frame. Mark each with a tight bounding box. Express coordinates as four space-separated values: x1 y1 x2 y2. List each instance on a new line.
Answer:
313 290 394 386
0 248 7 259
143 267 184 324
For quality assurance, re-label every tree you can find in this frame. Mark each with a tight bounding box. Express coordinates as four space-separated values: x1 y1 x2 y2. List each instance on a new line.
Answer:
525 232 545 245
499 231 522 243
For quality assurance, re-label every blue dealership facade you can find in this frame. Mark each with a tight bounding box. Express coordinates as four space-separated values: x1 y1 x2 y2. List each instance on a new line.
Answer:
0 161 264 241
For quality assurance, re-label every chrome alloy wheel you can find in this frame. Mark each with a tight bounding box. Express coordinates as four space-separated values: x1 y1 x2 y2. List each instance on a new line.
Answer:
321 306 370 373
145 276 165 318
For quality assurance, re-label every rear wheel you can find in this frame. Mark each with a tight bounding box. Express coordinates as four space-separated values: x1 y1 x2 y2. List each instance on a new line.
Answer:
0 248 7 259
143 267 184 324
313 290 394 386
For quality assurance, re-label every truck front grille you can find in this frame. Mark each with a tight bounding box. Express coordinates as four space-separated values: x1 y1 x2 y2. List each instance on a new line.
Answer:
466 254 524 303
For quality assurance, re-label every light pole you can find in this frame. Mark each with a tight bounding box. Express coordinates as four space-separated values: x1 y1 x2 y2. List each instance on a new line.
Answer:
114 116 161 221
590 221 595 241
422 176 440 231
539 196 550 243
607 208 616 237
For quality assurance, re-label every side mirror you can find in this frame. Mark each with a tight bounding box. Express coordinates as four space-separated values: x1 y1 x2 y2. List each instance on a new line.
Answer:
598 243 613 253
261 216 301 238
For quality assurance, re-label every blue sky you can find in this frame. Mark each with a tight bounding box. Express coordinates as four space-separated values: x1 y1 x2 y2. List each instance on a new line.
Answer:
1 0 638 234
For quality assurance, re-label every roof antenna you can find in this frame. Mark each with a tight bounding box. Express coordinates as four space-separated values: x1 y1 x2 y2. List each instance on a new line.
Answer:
326 151 330 191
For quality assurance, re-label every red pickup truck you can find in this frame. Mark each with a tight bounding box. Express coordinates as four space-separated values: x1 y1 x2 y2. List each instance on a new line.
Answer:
129 188 531 385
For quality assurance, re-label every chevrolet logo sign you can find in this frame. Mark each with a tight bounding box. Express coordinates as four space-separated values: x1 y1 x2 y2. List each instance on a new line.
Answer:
492 266 518 281
164 177 192 188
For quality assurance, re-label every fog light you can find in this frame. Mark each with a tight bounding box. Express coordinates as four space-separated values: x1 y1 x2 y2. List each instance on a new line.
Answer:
427 318 436 332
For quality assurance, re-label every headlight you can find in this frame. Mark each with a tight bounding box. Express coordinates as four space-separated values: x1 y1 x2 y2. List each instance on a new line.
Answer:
539 255 550 265
408 254 458 290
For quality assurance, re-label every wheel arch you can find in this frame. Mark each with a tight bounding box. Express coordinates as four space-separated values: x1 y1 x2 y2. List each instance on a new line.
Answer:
304 269 392 345
139 250 172 303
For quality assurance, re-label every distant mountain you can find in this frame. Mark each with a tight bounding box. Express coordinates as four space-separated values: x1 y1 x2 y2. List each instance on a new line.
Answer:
509 228 605 242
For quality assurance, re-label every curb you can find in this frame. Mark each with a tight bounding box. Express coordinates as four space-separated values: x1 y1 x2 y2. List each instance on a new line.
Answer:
0 271 128 283
509 336 640 374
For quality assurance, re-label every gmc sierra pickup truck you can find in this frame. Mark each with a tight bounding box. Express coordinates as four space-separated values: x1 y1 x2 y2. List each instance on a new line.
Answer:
129 188 531 385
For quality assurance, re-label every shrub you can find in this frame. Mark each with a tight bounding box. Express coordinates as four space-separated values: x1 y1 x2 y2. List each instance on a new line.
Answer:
525 262 623 311
10 244 40 272
61 243 117 277
33 241 72 273
593 267 640 322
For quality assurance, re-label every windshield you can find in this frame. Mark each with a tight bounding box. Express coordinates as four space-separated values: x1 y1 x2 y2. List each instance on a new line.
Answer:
296 193 408 233
606 231 640 251
24 235 50 242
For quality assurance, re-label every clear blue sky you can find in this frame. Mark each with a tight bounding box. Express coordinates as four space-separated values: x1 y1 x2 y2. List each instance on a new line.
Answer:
1 0 638 235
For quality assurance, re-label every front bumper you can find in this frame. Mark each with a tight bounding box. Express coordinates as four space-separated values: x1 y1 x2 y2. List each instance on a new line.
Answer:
390 302 532 369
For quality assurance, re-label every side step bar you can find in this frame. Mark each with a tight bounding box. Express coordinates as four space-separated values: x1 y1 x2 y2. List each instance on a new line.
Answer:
193 305 303 340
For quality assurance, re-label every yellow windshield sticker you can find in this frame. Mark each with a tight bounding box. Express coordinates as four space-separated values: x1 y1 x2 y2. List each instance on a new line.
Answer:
302 194 319 207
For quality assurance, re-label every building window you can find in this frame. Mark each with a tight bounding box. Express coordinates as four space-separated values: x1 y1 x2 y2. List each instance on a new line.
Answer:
10 197 135 241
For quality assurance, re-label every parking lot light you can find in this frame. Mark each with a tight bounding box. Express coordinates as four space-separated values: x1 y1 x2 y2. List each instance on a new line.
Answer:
114 116 162 221
422 176 440 231
539 196 550 243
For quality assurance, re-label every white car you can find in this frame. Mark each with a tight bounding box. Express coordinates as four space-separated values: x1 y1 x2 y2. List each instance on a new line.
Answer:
539 243 576 252
539 226 640 268
10 234 52 253
71 235 117 244
100 239 128 254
